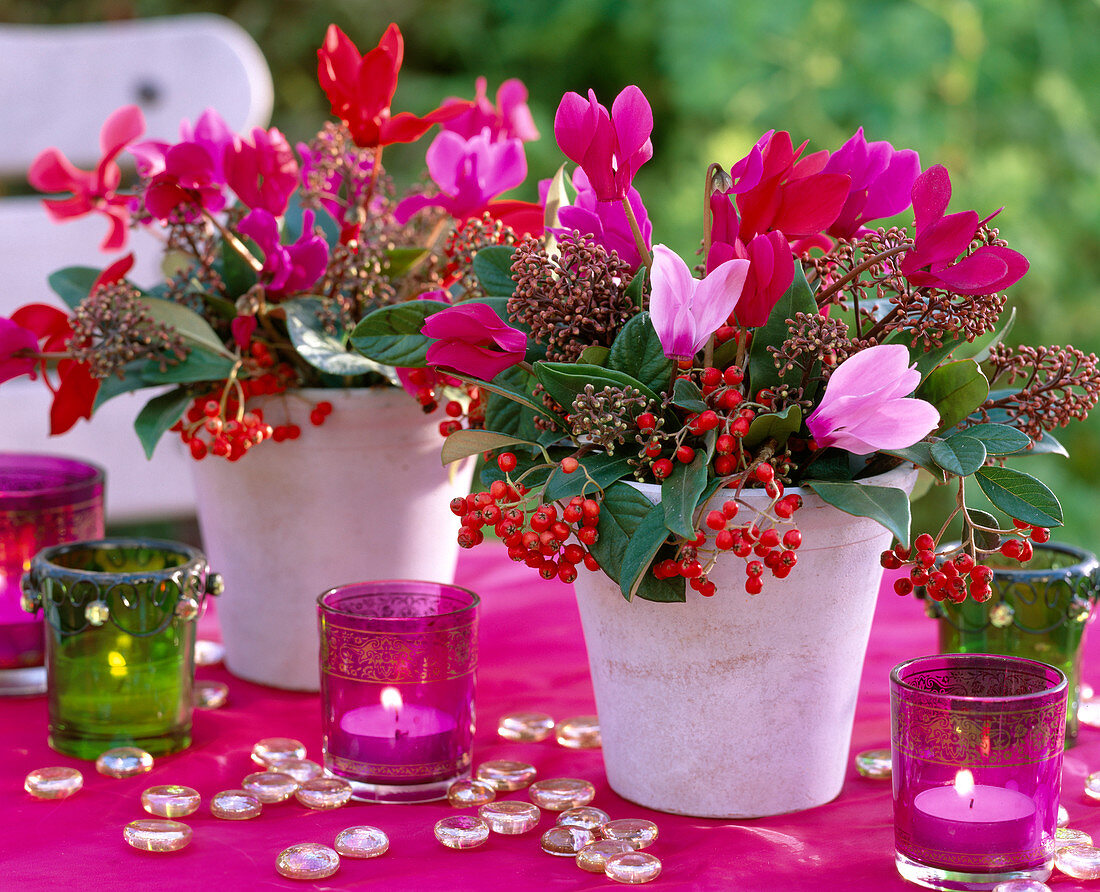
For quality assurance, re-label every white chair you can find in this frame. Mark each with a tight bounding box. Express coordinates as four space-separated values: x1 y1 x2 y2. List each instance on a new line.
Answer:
0 15 272 522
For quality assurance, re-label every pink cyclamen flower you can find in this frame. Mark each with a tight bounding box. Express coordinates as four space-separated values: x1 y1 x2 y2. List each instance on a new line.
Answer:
421 302 527 380
0 317 41 383
555 167 652 268
28 104 145 251
143 142 227 221
237 209 328 295
441 77 539 143
823 127 921 240
805 344 940 453
554 86 653 201
394 128 527 223
130 108 234 181
649 244 750 361
224 127 300 216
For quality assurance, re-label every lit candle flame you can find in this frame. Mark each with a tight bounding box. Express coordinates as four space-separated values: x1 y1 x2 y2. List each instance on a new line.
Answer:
954 769 975 798
380 686 403 712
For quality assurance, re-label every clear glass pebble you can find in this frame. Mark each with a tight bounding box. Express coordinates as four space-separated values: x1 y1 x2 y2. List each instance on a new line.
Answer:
193 680 229 709
558 806 611 831
447 779 496 808
295 776 353 810
123 819 192 853
276 843 340 880
992 881 1051 892
854 748 891 780
1085 772 1100 801
96 746 154 778
600 818 659 850
251 737 307 767
242 771 299 803
577 840 637 873
194 639 225 665
540 825 595 856
498 711 555 742
1055 844 1100 880
210 789 262 820
1059 804 1070 828
605 850 663 884
269 758 323 782
434 815 490 850
555 715 601 749
24 766 83 799
1079 695 1100 729
475 759 536 791
1056 827 1093 848
478 800 542 835
141 785 200 817
528 777 596 811
1084 682 1095 700
334 826 390 859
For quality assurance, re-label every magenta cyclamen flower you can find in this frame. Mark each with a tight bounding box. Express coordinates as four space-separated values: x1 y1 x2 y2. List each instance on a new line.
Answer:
238 209 327 295
649 244 750 361
0 317 40 384
143 141 227 221
441 77 539 143
224 127 300 216
554 86 653 201
805 344 940 453
421 302 527 380
824 127 921 240
555 168 652 268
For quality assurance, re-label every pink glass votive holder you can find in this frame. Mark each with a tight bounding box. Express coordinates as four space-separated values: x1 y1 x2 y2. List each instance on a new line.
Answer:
318 580 479 803
891 653 1067 891
0 454 104 695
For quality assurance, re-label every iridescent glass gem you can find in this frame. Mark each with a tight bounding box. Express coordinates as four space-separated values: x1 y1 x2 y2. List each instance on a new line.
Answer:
251 737 307 767
576 840 636 873
1055 844 1100 880
555 715 601 749
210 789 262 820
1059 805 1070 828
123 819 192 853
498 711 555 742
334 826 390 859
1056 828 1094 849
242 771 298 803
193 640 225 666
95 746 153 778
528 778 596 811
600 818 659 849
24 766 82 799
270 758 323 783
605 850 663 884
557 806 611 831
276 844 340 880
475 760 536 791
854 749 891 780
141 785 200 817
434 815 490 850
1085 772 1100 801
540 825 595 856
295 777 353 810
991 882 1051 892
193 680 229 709
447 779 496 808
478 801 541 835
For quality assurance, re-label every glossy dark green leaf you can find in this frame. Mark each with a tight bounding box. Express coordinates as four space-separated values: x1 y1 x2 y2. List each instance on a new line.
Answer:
620 501 676 600
48 266 100 309
385 247 430 278
743 405 802 449
881 442 946 481
349 300 448 366
534 362 659 411
748 263 817 395
138 296 234 358
139 347 236 384
663 451 708 537
544 453 634 502
960 423 1030 456
916 359 989 433
624 265 647 309
930 435 988 476
219 238 258 298
440 429 539 466
579 345 610 366
483 366 544 441
671 378 707 413
963 507 1002 551
472 245 517 297
974 466 1063 527
607 311 673 394
805 481 911 543
134 388 192 459
284 299 391 379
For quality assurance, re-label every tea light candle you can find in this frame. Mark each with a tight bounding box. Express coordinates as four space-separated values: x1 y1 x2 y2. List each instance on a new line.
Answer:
911 770 1040 856
336 686 457 767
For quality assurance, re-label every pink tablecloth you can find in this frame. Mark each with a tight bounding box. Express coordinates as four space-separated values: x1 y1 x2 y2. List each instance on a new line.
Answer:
3 544 1099 891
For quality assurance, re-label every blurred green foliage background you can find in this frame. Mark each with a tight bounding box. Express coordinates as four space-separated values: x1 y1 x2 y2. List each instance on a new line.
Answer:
3 0 1099 545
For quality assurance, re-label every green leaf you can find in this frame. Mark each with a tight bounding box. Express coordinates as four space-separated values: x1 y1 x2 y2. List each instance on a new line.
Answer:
440 429 539 466
579 345 610 366
671 378 707 413
930 435 988 476
588 483 661 591
882 442 947 481
472 245 517 297
743 405 802 449
534 362 659 412
139 347 236 384
963 507 1002 551
483 366 545 442
219 238 258 298
284 298 392 380
607 311 673 394
908 337 962 377
711 338 740 370
620 501 676 601
662 452 708 537
93 362 150 408
133 388 193 459
544 453 634 502
961 423 1030 456
450 368 561 423
748 263 817 395
974 466 1063 527
1028 430 1069 457
969 400 1069 457
48 267 100 309
916 359 989 432
624 266 647 310
806 481 912 543
137 296 235 358
385 247 430 279
349 300 448 366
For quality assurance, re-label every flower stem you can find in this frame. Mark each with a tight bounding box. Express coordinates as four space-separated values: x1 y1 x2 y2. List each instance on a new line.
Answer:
621 195 652 271
203 210 264 274
815 243 909 305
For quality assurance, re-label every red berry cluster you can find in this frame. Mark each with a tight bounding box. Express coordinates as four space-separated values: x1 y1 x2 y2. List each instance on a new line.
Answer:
437 389 485 438
176 399 275 461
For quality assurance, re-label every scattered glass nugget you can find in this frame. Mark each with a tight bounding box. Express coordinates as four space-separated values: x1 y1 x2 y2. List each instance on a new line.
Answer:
555 715 601 749
141 785 200 817
1079 695 1100 729
576 840 636 873
24 766 83 800
334 826 390 859
193 680 229 709
1057 828 1094 849
605 850 663 884
854 749 891 780
1084 682 1095 701
434 815 490 850
498 711 555 742
1059 804 1070 828
295 776 353 810
251 737 307 767
447 779 496 808
276 843 340 880
528 778 596 811
1085 772 1100 802
210 789 262 820
600 818 659 850
193 639 225 666
270 758 323 783
557 806 611 831
475 760 536 791
123 819 193 853
242 771 299 803
96 746 154 778
1056 844 1100 880
478 801 541 835
540 825 595 856
992 881 1051 892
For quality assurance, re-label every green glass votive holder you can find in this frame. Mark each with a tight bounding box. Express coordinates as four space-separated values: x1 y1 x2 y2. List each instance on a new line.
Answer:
22 538 221 759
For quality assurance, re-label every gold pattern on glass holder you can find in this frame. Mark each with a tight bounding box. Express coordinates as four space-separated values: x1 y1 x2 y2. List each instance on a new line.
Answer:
558 806 611 831
269 758 323 782
540 825 595 856
321 623 477 684
193 639 225 666
295 776 353 810
475 759 536 791
1059 804 1070 828
1055 844 1100 880
555 715 601 749
854 748 892 779
577 840 636 873
447 779 496 808
24 766 83 799
193 680 229 709
434 815 491 850
600 819 659 850
478 800 542 834
1085 771 1100 801
242 771 298 803
1056 828 1094 849
528 777 596 811
498 711 555 742
123 819 193 853
326 752 466 782
991 881 1052 892
276 843 340 880
334 826 390 859
96 746 153 778
250 737 307 767
210 789 262 820
141 785 200 817
605 850 663 884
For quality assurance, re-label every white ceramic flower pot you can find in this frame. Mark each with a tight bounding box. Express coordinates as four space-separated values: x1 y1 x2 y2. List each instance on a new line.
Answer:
189 387 473 691
572 466 916 818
